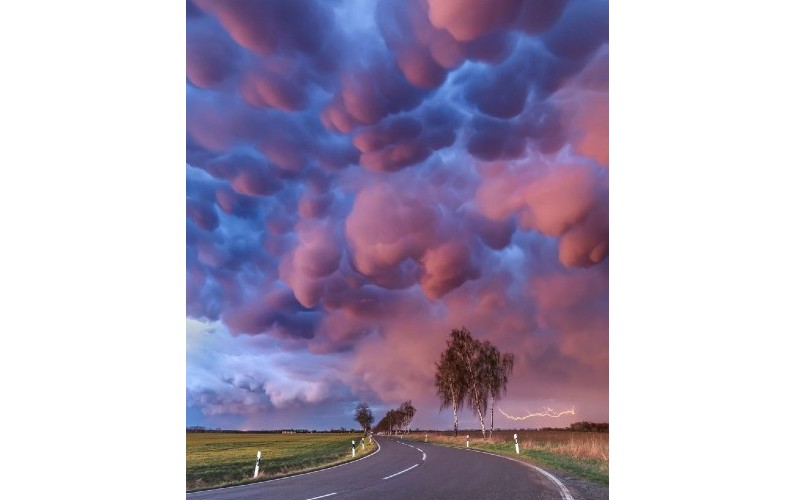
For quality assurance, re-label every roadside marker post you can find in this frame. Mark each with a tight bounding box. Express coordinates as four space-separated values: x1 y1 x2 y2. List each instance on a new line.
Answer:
352 440 356 458
466 435 469 448
425 434 427 442
514 434 519 454
361 438 365 450
253 450 261 478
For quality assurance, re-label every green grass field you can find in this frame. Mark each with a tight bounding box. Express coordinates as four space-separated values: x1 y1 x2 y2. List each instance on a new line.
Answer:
406 431 608 485
186 432 376 491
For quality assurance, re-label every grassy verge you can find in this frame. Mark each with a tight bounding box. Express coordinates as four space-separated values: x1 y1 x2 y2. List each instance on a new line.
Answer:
404 431 608 486
186 432 377 492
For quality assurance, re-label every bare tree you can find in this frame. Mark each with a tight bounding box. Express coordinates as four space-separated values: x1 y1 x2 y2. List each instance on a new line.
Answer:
398 400 416 434
479 342 499 439
373 410 392 435
387 409 399 435
354 402 374 434
481 342 515 438
452 328 489 438
435 327 515 439
435 339 467 436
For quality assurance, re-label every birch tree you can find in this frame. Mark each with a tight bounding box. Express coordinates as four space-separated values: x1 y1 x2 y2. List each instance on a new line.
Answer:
481 342 515 438
435 344 466 436
435 327 515 439
398 400 416 434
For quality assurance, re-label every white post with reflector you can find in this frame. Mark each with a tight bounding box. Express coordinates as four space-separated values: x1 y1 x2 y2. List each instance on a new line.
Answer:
361 438 365 451
253 450 261 478
466 435 469 448
352 440 356 457
425 434 427 442
514 434 519 454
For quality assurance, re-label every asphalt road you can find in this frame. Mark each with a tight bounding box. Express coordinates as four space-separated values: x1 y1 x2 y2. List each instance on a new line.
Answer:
187 436 574 500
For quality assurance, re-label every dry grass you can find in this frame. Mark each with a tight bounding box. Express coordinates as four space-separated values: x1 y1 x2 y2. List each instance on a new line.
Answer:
425 430 608 460
520 433 608 460
413 430 608 484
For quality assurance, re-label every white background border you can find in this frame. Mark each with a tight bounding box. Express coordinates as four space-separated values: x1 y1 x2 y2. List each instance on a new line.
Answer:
2 1 793 498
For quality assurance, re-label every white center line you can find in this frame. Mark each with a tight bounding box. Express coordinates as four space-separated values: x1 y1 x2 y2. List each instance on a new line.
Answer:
305 493 337 500
382 463 419 480
393 439 425 460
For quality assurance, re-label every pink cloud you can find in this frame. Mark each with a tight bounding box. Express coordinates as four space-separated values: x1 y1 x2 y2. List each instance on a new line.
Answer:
476 159 608 267
280 219 343 308
419 241 479 299
426 0 523 42
553 45 609 167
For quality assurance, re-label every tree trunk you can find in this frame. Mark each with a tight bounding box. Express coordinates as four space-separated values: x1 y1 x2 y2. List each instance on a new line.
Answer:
473 390 487 438
476 402 486 438
453 399 459 437
490 395 495 439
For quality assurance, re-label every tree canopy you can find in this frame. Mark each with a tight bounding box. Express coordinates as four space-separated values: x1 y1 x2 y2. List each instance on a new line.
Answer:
372 400 417 435
354 402 374 433
433 327 515 438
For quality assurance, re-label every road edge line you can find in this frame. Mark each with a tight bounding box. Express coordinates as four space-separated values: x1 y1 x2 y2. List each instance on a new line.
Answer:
464 447 575 500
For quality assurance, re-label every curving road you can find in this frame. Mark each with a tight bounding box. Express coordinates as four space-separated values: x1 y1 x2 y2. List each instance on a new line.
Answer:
187 437 574 500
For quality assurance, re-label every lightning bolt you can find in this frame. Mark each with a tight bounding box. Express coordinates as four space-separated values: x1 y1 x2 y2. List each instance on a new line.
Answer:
498 406 576 420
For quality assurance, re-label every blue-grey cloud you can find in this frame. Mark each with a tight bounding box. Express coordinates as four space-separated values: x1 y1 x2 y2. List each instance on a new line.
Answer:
186 0 610 429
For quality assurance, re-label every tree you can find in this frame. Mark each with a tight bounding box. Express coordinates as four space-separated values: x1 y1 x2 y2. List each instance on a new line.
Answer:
383 409 399 435
354 402 374 434
397 400 416 434
435 340 466 436
452 328 489 438
390 409 401 435
434 327 515 439
481 342 515 438
373 411 392 435
372 402 417 435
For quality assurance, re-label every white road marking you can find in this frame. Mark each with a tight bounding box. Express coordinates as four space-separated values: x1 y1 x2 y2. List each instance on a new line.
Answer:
187 439 381 495
530 466 575 500
305 493 337 500
465 448 575 500
392 438 426 461
382 463 419 480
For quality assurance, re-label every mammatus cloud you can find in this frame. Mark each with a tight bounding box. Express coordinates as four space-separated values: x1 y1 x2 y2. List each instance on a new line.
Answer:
476 159 608 267
344 179 481 296
186 0 609 429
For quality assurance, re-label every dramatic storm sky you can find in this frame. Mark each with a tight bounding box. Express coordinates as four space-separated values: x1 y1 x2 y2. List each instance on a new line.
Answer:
186 0 608 431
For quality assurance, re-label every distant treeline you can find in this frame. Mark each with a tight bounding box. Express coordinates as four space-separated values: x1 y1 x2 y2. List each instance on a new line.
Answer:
441 422 608 433
186 426 362 433
372 400 416 435
538 421 609 432
413 421 609 433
